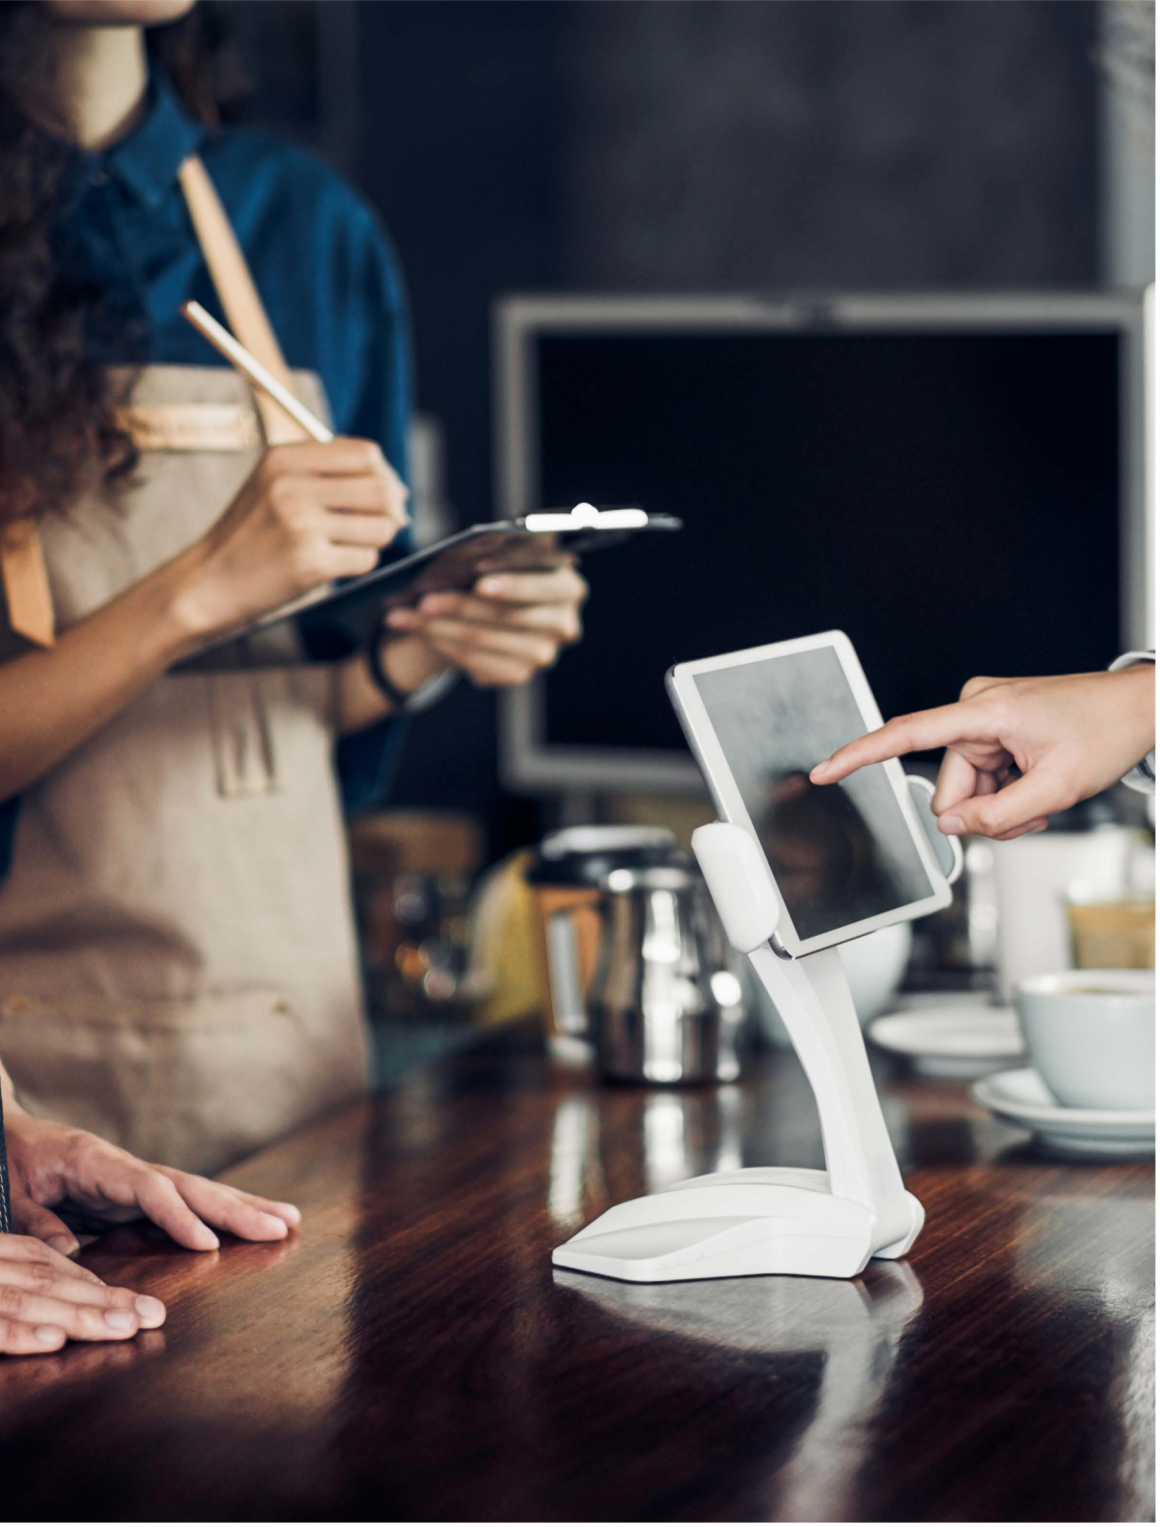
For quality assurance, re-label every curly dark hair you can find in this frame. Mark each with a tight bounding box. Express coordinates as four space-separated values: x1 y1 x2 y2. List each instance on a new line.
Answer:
0 1 244 535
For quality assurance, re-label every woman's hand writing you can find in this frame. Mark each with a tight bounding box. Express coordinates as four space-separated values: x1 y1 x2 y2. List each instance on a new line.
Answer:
171 437 408 645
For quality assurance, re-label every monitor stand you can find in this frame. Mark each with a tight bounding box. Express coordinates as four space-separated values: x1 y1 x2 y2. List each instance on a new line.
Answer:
551 821 924 1282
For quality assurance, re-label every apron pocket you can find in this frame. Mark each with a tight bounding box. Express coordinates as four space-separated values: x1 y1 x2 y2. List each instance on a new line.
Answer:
0 990 335 1178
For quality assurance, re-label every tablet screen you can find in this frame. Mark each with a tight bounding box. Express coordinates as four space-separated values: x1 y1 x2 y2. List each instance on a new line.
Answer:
692 646 935 940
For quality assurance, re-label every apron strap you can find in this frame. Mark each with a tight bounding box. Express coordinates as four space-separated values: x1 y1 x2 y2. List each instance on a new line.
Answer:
0 522 55 650
178 155 304 791
178 156 311 447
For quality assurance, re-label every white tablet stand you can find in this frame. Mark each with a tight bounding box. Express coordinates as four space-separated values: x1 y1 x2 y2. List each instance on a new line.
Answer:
552 820 931 1283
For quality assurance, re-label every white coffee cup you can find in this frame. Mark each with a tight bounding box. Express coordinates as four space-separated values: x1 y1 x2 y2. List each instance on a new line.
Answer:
1014 969 1156 1111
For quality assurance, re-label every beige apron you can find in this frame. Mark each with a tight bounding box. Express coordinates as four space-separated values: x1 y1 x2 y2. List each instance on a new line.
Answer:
0 159 370 1177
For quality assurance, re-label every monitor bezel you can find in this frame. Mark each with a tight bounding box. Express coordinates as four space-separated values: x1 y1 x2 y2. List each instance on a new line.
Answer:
493 291 1147 795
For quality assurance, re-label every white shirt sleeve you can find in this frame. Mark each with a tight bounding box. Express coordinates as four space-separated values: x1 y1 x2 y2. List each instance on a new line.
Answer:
1109 651 1156 793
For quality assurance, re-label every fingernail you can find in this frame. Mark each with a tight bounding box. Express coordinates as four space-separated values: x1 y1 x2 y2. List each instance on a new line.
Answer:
939 815 966 834
810 762 832 782
278 1204 302 1225
105 1310 136 1333
386 609 415 628
478 577 508 596
35 1325 64 1346
134 1296 166 1327
46 1235 79 1258
257 1213 289 1237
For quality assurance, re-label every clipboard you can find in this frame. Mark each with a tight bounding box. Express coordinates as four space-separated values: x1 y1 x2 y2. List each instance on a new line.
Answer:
174 504 682 672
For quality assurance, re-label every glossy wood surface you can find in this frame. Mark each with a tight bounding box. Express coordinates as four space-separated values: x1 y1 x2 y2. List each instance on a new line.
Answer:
1 1027 1153 1522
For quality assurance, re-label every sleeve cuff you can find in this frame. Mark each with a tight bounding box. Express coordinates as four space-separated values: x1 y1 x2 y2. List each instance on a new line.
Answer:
1110 651 1156 793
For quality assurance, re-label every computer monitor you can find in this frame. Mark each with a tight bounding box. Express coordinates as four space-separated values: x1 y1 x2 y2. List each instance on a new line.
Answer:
493 293 1147 793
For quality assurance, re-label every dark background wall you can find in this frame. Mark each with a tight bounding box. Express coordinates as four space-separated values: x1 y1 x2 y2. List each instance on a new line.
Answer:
352 1 568 850
557 1 1099 290
234 0 1102 853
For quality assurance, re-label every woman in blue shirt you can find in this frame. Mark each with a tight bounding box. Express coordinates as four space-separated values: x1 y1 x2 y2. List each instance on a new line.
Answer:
0 0 587 1352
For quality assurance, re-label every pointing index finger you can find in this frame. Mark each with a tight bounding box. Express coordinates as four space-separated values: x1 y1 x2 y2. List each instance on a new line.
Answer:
810 702 977 784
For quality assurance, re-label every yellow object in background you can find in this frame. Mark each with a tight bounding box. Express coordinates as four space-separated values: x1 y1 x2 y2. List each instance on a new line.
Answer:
461 850 546 1027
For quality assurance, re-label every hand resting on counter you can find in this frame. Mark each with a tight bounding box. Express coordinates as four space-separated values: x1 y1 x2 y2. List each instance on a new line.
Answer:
6 1111 301 1254
0 1233 166 1355
0 1098 300 1355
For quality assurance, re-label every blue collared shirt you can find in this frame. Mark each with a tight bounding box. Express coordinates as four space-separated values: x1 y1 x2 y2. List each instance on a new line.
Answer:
1 71 411 875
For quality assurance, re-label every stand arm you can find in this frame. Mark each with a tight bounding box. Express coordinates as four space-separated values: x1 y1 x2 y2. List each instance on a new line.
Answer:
693 822 916 1249
748 944 912 1246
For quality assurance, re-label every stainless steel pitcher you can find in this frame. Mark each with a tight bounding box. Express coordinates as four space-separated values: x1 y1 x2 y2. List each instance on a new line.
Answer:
589 861 749 1085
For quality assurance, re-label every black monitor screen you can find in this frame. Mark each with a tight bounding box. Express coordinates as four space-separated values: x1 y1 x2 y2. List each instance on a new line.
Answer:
534 329 1121 757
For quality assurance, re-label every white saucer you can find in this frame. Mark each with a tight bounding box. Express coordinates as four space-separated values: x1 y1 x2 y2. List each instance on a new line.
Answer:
868 1005 1025 1079
970 1067 1156 1160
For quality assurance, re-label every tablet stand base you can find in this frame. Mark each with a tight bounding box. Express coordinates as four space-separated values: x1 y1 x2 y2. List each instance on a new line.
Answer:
551 822 925 1283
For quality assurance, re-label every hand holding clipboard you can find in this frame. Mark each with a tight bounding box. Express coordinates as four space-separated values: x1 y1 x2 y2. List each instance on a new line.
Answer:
178 302 681 673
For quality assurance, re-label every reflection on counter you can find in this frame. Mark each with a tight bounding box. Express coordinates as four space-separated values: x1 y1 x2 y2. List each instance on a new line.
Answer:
546 1086 746 1232
554 1260 924 1523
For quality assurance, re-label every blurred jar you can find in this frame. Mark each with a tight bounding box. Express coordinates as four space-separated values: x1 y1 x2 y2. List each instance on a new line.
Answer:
348 811 484 1022
590 859 749 1085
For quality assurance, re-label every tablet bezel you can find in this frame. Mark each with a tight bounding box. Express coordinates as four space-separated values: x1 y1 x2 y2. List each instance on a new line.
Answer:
666 629 952 958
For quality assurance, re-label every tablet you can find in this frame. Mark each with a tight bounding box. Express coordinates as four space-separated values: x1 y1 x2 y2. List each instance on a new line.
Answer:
666 631 952 957
176 504 681 670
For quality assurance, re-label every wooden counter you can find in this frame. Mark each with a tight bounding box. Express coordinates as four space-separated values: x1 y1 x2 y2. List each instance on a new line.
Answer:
1 1028 1153 1521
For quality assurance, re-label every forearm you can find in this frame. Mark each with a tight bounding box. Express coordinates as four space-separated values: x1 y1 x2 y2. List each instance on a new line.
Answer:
0 552 205 802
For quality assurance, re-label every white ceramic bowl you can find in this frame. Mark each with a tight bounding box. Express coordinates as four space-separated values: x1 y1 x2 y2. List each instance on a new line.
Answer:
1014 969 1155 1111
